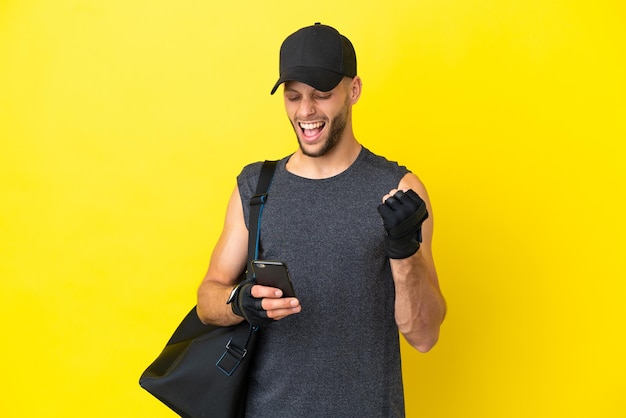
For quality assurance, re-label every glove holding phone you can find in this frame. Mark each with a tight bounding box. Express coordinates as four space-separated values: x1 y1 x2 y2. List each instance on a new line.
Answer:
227 260 297 327
377 189 429 259
227 280 274 327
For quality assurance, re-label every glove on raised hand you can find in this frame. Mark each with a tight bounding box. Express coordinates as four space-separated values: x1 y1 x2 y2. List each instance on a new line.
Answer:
227 280 274 327
377 189 429 259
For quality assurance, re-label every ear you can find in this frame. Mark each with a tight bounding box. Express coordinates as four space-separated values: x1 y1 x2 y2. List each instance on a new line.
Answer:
349 76 362 104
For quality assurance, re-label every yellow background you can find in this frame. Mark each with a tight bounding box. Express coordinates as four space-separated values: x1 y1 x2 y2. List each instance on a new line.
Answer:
1 1 624 417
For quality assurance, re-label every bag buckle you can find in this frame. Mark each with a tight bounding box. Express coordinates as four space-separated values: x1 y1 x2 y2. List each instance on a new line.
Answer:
216 338 248 376
249 193 268 206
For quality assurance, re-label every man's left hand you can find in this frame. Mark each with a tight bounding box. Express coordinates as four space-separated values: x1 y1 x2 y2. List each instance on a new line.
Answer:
378 189 429 259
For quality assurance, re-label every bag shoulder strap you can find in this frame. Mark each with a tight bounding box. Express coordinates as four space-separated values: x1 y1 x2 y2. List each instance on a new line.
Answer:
215 160 278 375
246 160 278 279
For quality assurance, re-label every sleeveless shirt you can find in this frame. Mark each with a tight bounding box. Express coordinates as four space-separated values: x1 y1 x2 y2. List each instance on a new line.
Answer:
237 147 410 418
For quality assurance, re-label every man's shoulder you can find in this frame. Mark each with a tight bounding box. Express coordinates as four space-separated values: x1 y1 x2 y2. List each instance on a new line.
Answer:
239 156 288 180
360 147 410 174
237 156 288 193
238 160 265 181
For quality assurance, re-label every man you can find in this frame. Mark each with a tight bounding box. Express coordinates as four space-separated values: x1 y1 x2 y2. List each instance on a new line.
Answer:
197 22 446 417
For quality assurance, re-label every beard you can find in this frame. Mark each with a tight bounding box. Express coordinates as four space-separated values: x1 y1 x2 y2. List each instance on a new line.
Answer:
294 101 350 158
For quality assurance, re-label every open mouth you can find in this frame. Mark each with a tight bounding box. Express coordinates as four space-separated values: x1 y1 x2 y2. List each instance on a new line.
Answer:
299 121 325 139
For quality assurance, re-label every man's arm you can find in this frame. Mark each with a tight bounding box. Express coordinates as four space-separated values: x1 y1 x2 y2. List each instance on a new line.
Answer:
197 185 249 326
386 173 446 353
197 185 301 326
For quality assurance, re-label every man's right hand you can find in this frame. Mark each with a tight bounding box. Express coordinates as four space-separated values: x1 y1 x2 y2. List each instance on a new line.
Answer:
227 281 301 327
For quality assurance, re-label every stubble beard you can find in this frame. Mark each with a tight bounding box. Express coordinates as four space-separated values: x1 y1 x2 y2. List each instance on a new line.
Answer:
294 103 349 158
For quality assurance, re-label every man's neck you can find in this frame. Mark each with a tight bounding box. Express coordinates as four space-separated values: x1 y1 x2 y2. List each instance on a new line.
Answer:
286 137 362 180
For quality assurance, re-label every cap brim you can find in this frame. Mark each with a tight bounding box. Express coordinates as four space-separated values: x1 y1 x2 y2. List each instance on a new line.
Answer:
270 67 344 95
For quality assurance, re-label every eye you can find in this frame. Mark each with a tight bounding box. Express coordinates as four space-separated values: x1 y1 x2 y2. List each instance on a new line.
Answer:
286 95 301 102
315 94 331 100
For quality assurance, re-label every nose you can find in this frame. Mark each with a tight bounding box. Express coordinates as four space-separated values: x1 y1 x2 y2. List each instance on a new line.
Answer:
297 97 315 117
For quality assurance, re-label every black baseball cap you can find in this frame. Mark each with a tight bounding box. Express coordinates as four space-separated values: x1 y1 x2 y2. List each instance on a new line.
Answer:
270 23 357 95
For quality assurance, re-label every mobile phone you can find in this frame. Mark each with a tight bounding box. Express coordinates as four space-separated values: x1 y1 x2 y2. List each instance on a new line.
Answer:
251 260 296 298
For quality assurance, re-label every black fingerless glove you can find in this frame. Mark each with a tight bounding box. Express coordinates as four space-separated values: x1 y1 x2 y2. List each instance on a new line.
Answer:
377 189 429 259
227 280 274 327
